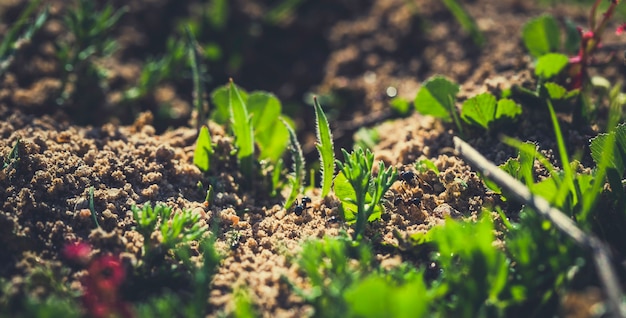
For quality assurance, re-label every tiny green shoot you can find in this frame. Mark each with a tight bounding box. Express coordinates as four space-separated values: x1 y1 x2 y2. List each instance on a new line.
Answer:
282 118 305 211
88 186 99 228
185 26 205 132
0 0 48 75
313 97 335 198
2 137 20 171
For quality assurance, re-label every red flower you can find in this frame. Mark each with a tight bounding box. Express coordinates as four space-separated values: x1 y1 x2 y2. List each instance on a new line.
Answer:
81 255 133 318
616 23 626 35
63 242 92 264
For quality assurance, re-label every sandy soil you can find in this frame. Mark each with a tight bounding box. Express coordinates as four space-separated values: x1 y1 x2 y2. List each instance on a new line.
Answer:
1 0 623 316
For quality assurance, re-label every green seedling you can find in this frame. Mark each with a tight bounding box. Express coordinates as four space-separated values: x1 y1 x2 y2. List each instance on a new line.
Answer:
522 14 561 58
186 27 206 132
441 0 484 46
228 79 255 180
88 186 99 228
56 0 127 106
460 92 521 130
2 138 20 171
313 97 335 198
414 76 461 127
335 148 397 240
282 118 305 211
193 125 214 172
415 158 439 174
0 0 48 75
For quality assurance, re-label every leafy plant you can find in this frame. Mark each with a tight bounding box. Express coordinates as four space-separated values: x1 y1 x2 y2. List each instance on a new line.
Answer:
0 0 48 75
1 137 20 171
56 0 127 108
131 201 207 250
193 125 214 172
335 148 397 240
228 80 255 180
460 93 521 130
314 97 335 198
282 118 305 210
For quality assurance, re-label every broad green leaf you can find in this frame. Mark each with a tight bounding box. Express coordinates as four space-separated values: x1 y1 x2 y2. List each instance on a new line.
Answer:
333 171 358 222
212 85 248 125
282 117 304 210
314 98 335 198
229 80 255 179
415 158 440 174
544 82 567 99
590 123 626 175
461 92 497 129
247 92 282 135
535 53 568 79
193 126 213 172
522 14 561 58
256 120 289 163
414 76 459 122
495 98 522 120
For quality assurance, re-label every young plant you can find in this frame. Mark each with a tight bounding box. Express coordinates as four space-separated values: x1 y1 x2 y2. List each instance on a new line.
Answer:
88 186 99 228
193 125 213 172
282 118 305 211
55 0 127 121
313 97 335 198
2 137 20 171
186 27 206 132
0 0 48 75
228 79 255 180
335 148 397 240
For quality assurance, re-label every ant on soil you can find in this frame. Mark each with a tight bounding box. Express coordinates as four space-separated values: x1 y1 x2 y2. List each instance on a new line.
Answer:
294 196 312 216
398 170 433 192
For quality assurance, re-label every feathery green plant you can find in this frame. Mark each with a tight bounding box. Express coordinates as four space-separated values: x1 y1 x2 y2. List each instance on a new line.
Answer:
335 148 397 240
314 97 335 198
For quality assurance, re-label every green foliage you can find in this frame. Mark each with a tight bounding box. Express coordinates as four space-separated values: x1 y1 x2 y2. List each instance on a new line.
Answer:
415 158 440 174
2 137 20 171
441 0 485 46
186 27 206 130
522 14 561 58
0 0 48 75
131 201 207 250
353 127 380 151
414 75 459 122
460 93 522 130
193 126 213 172
248 92 289 163
333 171 383 223
314 97 335 198
229 80 255 180
389 97 411 116
289 235 374 318
534 53 569 79
56 0 127 106
430 214 512 315
335 148 397 240
282 118 305 210
344 273 432 318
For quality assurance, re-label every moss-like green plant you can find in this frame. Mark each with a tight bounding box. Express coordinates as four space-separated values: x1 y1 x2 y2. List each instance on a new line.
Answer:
313 97 335 198
335 148 397 240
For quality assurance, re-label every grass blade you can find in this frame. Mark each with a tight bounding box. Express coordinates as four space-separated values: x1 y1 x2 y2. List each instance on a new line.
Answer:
185 27 205 132
282 117 304 210
229 79 255 180
314 97 335 198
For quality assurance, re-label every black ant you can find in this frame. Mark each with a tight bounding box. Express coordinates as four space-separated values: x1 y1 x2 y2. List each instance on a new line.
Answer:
398 171 416 186
394 196 421 207
294 196 312 216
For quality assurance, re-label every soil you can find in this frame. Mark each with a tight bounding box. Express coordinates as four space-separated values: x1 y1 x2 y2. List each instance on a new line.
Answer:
1 0 624 317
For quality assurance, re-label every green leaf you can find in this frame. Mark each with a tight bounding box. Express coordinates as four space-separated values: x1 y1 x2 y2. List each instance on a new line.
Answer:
564 18 581 55
414 76 459 122
248 92 288 162
333 171 358 222
535 53 568 79
495 98 522 120
314 97 335 198
212 85 248 125
590 123 626 176
441 0 485 46
193 126 213 172
544 82 567 99
282 117 305 210
390 97 411 116
461 92 497 129
229 80 255 179
522 14 561 58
